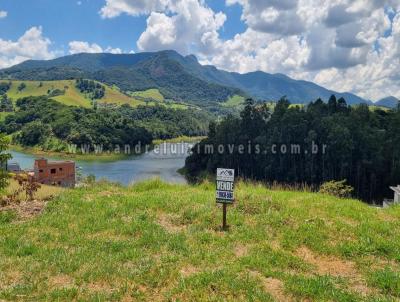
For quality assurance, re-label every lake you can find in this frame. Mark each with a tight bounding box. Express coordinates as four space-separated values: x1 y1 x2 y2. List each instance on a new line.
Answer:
8 143 193 185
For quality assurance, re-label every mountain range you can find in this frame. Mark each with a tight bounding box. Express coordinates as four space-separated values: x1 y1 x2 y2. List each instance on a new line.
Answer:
0 49 388 106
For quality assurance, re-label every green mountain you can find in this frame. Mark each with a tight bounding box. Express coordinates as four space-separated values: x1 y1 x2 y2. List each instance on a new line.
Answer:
376 96 399 108
0 50 369 105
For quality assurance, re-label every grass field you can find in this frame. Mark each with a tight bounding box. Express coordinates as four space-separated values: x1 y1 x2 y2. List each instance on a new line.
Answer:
2 80 145 108
130 89 165 102
223 95 245 108
0 179 399 301
2 81 196 110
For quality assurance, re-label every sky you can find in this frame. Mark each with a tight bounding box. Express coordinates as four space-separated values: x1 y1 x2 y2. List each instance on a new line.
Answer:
0 0 399 101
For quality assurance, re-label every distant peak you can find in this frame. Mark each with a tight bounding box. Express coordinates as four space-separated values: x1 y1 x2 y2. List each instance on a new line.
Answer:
185 54 198 62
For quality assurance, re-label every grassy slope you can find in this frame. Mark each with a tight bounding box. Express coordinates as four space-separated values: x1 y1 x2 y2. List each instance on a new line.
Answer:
222 95 245 108
4 80 145 108
131 88 165 102
0 180 399 301
3 80 193 110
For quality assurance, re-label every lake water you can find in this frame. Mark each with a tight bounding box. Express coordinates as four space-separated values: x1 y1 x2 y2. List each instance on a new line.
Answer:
8 143 193 185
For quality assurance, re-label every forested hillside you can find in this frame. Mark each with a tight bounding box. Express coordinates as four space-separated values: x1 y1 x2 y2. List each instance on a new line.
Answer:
185 96 400 202
0 96 212 153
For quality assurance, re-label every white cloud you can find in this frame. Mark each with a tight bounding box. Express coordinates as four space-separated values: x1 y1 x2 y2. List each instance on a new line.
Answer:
97 0 400 100
105 46 123 54
0 26 57 68
69 41 125 55
100 0 169 18
0 11 7 19
69 41 103 54
101 0 226 55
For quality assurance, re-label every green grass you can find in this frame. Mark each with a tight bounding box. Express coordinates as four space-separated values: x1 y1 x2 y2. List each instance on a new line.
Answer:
2 81 194 110
130 88 165 102
0 179 399 301
223 95 245 108
2 80 145 108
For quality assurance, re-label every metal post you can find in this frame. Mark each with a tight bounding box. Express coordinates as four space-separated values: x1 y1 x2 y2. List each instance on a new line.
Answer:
222 203 227 231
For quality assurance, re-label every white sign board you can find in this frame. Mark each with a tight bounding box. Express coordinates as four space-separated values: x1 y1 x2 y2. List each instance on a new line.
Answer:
216 168 235 203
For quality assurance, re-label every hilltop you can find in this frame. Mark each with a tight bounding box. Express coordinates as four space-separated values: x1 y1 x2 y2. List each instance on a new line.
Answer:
0 179 399 301
376 96 399 109
0 50 369 106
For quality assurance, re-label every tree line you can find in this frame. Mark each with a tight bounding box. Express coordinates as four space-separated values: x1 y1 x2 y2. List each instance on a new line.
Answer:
185 96 400 202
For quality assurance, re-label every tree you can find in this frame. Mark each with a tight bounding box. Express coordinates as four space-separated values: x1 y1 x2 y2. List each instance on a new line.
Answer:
184 96 400 202
18 121 51 146
18 82 26 92
0 95 13 112
0 82 11 95
328 95 337 114
0 134 11 190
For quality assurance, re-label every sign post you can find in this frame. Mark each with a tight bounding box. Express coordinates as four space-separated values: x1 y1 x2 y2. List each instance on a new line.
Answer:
216 168 235 231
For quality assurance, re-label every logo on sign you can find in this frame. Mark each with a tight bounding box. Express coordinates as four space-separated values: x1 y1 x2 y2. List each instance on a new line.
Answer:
217 168 235 182
216 168 235 203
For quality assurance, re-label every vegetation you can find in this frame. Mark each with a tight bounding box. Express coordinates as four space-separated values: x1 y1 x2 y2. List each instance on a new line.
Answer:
0 96 212 153
0 133 11 190
130 88 164 102
319 179 354 198
76 79 105 100
5 177 63 201
0 82 11 95
2 80 144 108
0 179 399 300
185 96 400 202
2 173 42 205
0 95 13 112
17 82 26 92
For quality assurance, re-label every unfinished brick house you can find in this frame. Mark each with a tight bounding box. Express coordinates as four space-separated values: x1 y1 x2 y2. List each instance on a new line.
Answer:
34 158 75 188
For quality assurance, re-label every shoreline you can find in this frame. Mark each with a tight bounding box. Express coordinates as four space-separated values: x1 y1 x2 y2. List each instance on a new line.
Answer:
9 145 133 162
8 137 203 162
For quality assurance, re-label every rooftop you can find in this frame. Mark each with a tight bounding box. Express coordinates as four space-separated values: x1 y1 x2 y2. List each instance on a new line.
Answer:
35 158 75 164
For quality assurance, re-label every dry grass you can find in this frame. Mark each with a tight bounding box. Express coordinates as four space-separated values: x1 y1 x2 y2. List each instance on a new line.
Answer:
5 179 64 201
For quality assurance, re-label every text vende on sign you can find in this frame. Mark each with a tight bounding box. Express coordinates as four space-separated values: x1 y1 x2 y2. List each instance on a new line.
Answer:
216 168 235 204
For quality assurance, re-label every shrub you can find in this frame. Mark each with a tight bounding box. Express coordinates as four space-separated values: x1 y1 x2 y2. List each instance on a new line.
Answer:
319 179 354 198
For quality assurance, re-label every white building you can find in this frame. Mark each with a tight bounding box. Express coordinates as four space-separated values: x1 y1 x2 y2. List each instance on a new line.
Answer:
390 185 400 203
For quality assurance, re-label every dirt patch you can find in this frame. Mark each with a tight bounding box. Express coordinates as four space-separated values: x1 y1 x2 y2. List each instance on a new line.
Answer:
249 271 292 302
180 265 199 277
49 274 74 288
295 246 358 277
0 271 23 290
87 281 116 293
294 246 375 296
0 199 48 220
157 213 187 233
234 244 249 257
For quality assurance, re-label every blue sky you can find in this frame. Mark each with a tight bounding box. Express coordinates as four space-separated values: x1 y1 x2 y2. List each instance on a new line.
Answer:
0 0 246 54
0 0 399 100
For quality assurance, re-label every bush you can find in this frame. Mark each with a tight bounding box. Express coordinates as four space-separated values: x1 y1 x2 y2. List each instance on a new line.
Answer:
319 180 354 198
